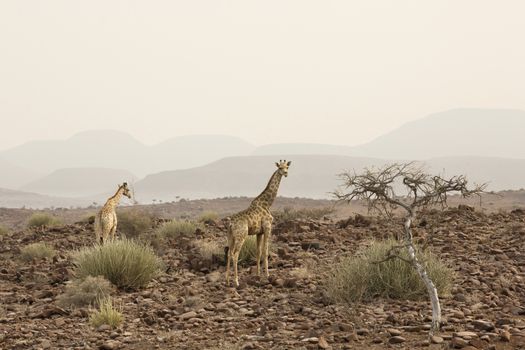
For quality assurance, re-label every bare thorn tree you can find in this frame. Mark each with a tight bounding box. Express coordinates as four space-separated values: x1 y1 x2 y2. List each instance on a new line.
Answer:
334 162 486 335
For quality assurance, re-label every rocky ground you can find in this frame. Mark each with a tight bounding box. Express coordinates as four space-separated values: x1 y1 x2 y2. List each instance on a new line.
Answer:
0 202 524 349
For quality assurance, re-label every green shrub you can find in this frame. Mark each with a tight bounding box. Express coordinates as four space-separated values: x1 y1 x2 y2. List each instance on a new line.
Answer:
157 219 198 238
20 242 56 261
27 213 61 228
198 211 219 222
57 276 115 308
273 206 334 222
326 239 454 303
89 297 123 328
117 210 153 238
73 238 162 290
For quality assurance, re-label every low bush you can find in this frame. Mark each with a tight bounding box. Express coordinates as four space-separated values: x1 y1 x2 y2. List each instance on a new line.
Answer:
157 219 198 238
89 297 123 328
73 238 163 290
326 239 454 303
273 206 334 222
27 213 61 228
57 276 115 308
198 211 219 223
117 210 153 238
20 242 56 261
194 239 224 264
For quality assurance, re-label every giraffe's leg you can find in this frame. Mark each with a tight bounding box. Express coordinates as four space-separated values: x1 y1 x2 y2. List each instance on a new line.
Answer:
110 226 116 242
231 238 245 288
262 219 272 278
225 236 233 286
256 233 263 276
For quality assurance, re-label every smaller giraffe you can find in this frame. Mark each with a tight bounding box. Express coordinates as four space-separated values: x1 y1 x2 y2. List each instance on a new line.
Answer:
94 182 132 244
225 160 291 287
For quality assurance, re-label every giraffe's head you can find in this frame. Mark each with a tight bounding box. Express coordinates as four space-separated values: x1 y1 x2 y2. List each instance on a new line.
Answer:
275 160 292 177
120 182 132 199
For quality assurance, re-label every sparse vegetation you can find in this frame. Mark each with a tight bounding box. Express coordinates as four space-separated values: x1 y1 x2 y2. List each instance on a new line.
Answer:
239 235 257 264
198 211 219 223
73 238 163 290
157 219 198 238
326 239 454 303
27 213 61 228
0 225 9 236
194 239 224 264
57 276 114 308
20 242 56 261
273 206 334 222
117 209 153 238
89 297 123 329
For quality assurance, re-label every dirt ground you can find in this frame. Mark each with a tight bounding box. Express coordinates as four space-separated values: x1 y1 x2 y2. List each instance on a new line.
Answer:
0 195 524 349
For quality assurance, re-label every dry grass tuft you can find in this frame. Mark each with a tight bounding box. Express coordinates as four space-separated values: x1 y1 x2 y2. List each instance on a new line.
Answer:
73 238 163 290
57 276 115 308
117 209 154 238
20 242 56 261
326 239 454 303
89 297 123 328
27 213 62 228
157 219 199 238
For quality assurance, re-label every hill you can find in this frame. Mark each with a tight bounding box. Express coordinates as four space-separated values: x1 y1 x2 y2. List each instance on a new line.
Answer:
135 155 525 202
0 131 254 178
20 167 137 198
352 108 525 159
253 109 525 160
0 187 90 209
0 157 42 189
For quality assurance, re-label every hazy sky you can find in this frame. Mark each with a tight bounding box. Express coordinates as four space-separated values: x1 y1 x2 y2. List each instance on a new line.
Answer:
1 1 524 150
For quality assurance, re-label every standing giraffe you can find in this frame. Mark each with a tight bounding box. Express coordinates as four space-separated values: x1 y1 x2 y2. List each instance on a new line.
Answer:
225 160 291 287
94 182 132 244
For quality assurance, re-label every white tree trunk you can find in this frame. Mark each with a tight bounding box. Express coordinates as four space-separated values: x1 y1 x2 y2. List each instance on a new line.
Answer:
404 213 441 335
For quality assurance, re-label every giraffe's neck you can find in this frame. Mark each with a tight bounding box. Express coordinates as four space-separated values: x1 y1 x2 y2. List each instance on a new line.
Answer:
252 170 283 209
105 188 124 208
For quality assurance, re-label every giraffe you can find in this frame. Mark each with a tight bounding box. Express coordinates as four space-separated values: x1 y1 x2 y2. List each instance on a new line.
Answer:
94 182 132 244
225 160 291 287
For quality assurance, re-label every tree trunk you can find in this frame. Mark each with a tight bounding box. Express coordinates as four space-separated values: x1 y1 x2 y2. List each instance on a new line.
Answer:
403 212 441 335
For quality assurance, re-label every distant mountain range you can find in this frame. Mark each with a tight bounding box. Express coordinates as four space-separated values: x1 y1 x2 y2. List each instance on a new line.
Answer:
0 187 90 209
0 131 255 181
20 168 137 198
0 108 524 207
134 155 525 202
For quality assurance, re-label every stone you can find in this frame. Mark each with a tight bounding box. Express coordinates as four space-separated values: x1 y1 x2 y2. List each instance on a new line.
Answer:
500 330 511 342
451 337 469 348
180 311 197 320
97 325 111 332
455 331 478 339
387 328 402 336
388 336 406 344
318 335 330 349
472 320 495 332
40 339 52 349
431 335 444 344
99 340 120 350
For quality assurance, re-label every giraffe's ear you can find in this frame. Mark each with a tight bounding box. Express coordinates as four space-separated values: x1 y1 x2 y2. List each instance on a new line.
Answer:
275 162 279 167
287 161 292 166
123 182 128 187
